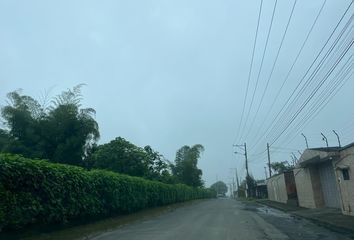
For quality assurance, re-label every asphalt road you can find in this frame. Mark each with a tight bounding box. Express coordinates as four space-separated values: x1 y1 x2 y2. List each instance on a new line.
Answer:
91 198 353 240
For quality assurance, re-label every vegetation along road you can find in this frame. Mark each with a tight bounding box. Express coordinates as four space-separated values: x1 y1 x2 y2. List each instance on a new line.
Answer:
90 198 352 240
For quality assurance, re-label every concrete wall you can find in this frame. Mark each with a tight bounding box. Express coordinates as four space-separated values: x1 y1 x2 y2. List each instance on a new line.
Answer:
294 168 317 208
266 174 288 204
336 146 354 216
284 171 297 198
309 167 325 208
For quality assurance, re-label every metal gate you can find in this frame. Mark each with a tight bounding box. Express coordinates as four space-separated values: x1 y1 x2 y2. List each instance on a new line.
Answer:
319 162 341 208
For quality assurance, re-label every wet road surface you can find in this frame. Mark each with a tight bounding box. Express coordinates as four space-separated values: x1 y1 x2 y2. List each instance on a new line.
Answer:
91 198 353 240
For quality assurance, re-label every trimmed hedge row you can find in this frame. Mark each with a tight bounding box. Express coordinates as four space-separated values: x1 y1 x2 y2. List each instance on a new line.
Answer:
0 154 215 230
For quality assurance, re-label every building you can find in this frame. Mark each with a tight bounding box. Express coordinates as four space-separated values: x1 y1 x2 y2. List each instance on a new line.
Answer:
295 142 354 216
255 180 268 199
295 147 342 209
266 170 297 205
334 143 354 216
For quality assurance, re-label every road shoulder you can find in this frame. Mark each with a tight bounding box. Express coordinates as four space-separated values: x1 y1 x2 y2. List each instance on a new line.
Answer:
255 199 354 236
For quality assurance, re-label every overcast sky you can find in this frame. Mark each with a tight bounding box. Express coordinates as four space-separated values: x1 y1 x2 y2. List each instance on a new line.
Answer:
1 0 353 186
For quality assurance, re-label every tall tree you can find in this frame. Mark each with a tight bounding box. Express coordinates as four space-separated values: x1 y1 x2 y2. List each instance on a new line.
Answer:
172 144 204 187
0 90 44 157
42 85 99 165
0 85 100 165
90 137 150 177
89 138 175 182
143 145 175 183
210 181 228 195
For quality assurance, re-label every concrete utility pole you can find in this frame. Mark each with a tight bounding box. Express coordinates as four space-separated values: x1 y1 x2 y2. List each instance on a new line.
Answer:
321 132 329 147
333 130 341 147
233 144 249 177
244 142 249 177
232 178 236 198
233 143 249 197
235 168 240 190
301 133 309 148
264 166 267 179
267 143 271 178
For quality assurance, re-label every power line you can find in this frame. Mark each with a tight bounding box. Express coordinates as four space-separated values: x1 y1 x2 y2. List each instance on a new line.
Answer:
267 15 354 145
280 36 354 145
251 1 353 149
270 37 353 145
279 56 354 147
252 2 353 150
243 0 297 141
249 0 327 150
240 0 279 141
271 22 354 146
281 67 354 148
234 0 264 144
267 12 353 144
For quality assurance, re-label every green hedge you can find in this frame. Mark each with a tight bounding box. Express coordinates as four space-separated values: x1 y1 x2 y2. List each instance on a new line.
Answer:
0 154 215 231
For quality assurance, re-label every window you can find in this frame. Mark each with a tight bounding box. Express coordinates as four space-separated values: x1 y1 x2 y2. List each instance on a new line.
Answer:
342 169 350 180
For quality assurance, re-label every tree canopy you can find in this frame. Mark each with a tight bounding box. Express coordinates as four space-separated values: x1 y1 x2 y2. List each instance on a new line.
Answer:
0 86 207 186
0 85 99 166
172 144 204 187
270 161 293 175
210 181 228 195
88 137 175 183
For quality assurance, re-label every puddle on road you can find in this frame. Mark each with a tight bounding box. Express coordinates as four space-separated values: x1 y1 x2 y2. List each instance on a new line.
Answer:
256 206 291 218
242 203 354 240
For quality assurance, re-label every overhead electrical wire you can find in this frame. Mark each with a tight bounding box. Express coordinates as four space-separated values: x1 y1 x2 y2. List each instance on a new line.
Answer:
251 2 353 151
233 0 264 144
282 67 354 148
281 56 354 147
267 14 354 141
240 0 280 142
243 0 297 141
270 37 354 145
269 21 354 146
267 15 354 145
280 27 354 145
248 0 327 150
250 1 354 151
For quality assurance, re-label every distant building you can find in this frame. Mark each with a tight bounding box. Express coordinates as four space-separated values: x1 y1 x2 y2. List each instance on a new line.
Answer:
255 180 268 199
266 170 297 205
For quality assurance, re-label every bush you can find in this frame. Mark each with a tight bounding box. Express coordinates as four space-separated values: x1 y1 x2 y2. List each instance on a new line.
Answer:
0 154 215 230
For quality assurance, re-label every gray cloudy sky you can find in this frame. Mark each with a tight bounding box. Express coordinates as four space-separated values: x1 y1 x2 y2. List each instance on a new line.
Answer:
1 0 353 186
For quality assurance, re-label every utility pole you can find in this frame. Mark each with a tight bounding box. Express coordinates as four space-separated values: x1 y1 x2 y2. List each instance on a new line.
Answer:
232 178 235 198
244 142 249 177
321 132 329 147
267 143 271 178
333 130 341 147
301 133 309 148
264 166 267 179
233 143 249 197
235 168 240 190
233 144 249 177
